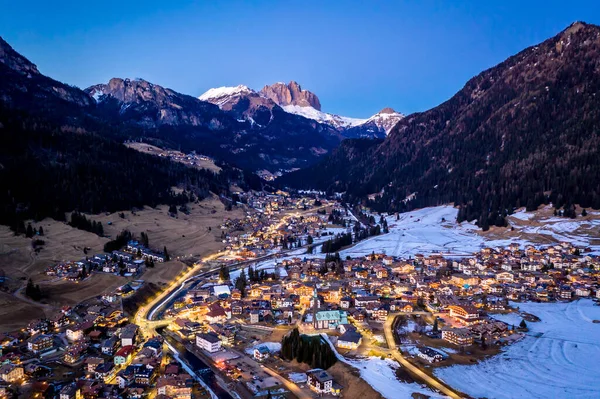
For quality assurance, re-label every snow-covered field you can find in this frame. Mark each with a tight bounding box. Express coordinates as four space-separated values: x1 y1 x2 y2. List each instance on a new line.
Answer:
346 357 447 399
320 334 446 398
339 205 510 258
339 205 600 258
435 300 600 399
244 205 600 273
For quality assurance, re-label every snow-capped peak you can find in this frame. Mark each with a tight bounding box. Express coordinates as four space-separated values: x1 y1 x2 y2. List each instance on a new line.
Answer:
198 85 255 107
365 108 405 134
282 104 367 129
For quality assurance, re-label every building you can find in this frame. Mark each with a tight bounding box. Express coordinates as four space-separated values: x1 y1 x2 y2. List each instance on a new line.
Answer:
27 334 54 354
0 364 23 383
120 325 138 347
196 333 222 353
114 345 135 365
101 336 118 355
66 325 84 341
95 363 117 383
417 347 443 363
448 304 481 325
307 369 341 396
313 310 348 329
442 328 473 346
59 384 82 399
253 346 270 361
156 375 193 399
336 330 362 350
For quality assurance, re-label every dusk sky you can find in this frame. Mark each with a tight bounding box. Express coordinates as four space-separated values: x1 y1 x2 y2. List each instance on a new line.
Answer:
2 1 599 117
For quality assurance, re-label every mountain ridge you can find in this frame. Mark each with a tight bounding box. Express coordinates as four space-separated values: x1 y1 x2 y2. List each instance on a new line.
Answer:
199 81 403 136
280 21 600 228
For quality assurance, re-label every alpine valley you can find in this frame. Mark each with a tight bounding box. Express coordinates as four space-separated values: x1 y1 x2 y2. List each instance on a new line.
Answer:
1 22 600 229
3 11 600 399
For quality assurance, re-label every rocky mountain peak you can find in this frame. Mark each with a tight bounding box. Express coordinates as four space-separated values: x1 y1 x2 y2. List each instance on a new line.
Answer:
259 81 321 110
379 107 397 114
0 37 40 75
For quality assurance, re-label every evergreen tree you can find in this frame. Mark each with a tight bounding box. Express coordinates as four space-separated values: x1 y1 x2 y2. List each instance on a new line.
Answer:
25 223 34 238
164 246 170 261
519 319 527 329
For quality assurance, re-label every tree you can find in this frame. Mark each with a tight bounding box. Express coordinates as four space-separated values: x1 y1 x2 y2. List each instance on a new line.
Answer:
25 223 34 238
25 279 42 301
306 235 313 245
219 265 230 281
432 318 439 333
519 319 527 329
582 208 588 217
235 270 247 297
38 226 44 236
164 246 170 261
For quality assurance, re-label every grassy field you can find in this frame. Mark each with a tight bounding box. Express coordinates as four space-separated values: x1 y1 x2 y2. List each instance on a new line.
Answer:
88 194 244 260
0 195 244 331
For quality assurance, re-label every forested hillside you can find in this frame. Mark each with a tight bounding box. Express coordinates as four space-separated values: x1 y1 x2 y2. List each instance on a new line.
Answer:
0 39 250 234
281 22 600 229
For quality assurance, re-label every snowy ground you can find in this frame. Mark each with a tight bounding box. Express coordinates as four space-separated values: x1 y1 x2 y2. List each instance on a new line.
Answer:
337 205 600 259
339 205 511 258
239 205 600 276
346 357 447 399
507 206 600 250
435 300 600 399
320 334 447 398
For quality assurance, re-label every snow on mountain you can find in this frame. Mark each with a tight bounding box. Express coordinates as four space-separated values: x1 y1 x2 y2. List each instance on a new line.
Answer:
364 107 405 135
281 104 367 129
198 82 402 134
198 85 255 107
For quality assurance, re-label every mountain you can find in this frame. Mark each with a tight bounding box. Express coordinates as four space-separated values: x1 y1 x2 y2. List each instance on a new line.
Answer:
260 81 321 110
259 81 368 131
200 81 402 136
0 38 248 233
86 77 234 128
84 78 346 171
281 22 600 229
0 37 94 118
342 107 405 138
197 84 280 125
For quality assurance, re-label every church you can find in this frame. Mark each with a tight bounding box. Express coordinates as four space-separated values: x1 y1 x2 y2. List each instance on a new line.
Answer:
311 288 348 329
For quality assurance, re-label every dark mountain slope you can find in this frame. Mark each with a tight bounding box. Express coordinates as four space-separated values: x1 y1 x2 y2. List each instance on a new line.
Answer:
0 39 244 233
282 22 600 228
87 78 342 171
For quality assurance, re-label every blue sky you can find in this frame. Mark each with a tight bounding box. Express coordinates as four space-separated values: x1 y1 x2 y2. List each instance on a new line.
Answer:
2 1 598 117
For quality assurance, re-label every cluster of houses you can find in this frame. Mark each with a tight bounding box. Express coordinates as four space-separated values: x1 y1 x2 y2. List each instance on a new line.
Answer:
45 241 165 282
10 189 600 399
218 193 339 259
166 241 600 365
0 289 203 399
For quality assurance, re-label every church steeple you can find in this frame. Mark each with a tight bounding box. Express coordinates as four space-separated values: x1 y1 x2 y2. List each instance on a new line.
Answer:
312 287 319 329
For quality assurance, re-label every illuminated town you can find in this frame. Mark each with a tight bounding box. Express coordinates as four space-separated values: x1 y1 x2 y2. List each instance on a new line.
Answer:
2 190 600 399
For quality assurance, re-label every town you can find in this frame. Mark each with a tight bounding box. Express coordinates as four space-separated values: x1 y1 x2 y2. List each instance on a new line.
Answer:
2 191 600 399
